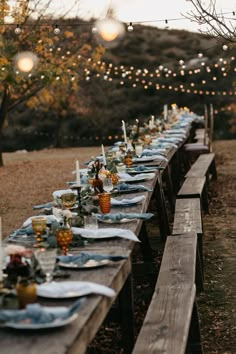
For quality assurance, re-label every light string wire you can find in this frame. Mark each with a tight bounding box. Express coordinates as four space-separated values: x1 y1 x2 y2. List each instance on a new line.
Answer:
1 9 235 29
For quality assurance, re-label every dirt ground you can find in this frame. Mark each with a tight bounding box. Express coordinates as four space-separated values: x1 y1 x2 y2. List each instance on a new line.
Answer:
0 141 235 353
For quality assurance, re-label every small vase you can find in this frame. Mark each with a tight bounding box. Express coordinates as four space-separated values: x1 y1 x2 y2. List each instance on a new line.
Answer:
16 277 37 309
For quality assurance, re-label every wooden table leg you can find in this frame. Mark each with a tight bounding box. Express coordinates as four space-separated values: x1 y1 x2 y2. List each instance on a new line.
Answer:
118 274 135 354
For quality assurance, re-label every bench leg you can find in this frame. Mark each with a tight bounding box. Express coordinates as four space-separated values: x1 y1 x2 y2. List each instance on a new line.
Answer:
118 274 135 354
186 301 204 354
202 183 209 214
195 235 204 293
210 159 217 180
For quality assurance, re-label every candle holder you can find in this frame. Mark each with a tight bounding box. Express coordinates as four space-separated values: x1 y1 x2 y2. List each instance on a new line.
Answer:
72 185 82 214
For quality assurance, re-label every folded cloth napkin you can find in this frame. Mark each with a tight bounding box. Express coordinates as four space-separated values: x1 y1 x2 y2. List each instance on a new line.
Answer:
126 165 158 173
52 189 77 199
0 299 85 324
95 212 154 222
154 140 178 148
37 281 116 298
117 172 155 182
141 148 167 157
33 202 54 210
9 225 35 237
140 151 168 161
165 129 186 134
57 252 128 266
71 227 140 242
113 183 152 193
111 195 145 206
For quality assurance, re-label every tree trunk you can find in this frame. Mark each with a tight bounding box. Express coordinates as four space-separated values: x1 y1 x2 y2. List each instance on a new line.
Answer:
0 85 10 167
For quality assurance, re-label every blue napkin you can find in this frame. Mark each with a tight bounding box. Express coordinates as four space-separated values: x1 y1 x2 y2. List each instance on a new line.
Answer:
96 212 154 221
114 183 152 192
9 225 34 236
33 202 54 210
57 252 128 266
0 299 85 324
126 165 158 173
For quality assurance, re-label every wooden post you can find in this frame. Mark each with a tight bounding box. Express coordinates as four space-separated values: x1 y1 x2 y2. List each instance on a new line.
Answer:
204 104 208 146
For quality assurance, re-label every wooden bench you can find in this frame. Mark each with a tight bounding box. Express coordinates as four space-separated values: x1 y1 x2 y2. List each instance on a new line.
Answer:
177 176 209 213
193 128 205 145
132 233 203 354
172 198 204 291
185 152 217 183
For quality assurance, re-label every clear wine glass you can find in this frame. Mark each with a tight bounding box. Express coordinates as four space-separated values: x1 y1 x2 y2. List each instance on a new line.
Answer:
103 177 113 192
134 143 143 157
34 248 57 282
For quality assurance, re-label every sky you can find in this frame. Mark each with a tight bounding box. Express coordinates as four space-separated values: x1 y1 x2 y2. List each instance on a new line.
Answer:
43 0 236 33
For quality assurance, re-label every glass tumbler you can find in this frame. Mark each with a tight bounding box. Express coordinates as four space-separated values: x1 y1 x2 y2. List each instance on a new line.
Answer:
84 215 98 229
98 193 111 214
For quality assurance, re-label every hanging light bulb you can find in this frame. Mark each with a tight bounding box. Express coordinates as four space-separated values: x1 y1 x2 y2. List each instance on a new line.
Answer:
95 17 125 48
14 51 39 73
127 22 133 32
91 26 98 34
15 24 21 35
54 25 60 35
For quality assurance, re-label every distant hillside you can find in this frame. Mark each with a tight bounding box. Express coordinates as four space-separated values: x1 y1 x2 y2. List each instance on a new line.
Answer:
3 22 236 152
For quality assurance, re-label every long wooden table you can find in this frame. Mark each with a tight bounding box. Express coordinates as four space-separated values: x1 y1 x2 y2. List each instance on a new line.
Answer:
0 145 181 354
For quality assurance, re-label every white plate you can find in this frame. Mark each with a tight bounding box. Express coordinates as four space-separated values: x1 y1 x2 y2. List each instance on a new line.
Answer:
58 259 112 269
37 281 115 299
4 313 78 330
97 218 136 224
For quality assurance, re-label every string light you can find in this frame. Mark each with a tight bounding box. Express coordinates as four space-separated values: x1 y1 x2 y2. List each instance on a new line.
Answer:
53 25 60 35
15 24 21 35
127 22 134 32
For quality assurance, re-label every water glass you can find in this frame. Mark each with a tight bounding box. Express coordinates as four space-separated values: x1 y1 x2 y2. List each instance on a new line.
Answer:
135 143 143 157
116 163 126 173
35 248 57 282
84 215 98 229
103 177 113 192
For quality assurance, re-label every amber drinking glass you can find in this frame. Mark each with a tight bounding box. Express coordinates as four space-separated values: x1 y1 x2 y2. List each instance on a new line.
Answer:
98 193 111 214
56 227 73 255
31 216 47 243
61 192 77 209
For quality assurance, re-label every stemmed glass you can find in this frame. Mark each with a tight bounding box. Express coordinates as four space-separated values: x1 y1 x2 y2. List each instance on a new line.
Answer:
60 192 77 209
34 248 57 282
103 177 113 193
134 143 143 157
31 216 47 243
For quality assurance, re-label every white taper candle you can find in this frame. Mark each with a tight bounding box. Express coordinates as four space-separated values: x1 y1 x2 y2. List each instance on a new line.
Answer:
122 120 128 144
75 160 81 186
101 144 107 166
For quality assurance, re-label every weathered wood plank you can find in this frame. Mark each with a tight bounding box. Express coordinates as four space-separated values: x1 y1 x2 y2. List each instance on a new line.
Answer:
185 153 216 179
156 233 197 287
172 198 202 235
132 285 196 354
177 177 206 198
172 199 204 291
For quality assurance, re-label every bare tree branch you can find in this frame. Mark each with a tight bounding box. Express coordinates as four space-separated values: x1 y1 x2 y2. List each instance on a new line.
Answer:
184 0 236 43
